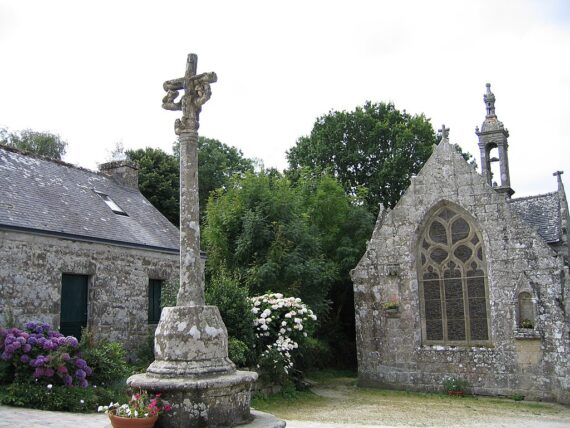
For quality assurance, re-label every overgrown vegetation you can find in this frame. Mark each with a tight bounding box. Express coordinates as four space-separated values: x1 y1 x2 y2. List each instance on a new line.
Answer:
0 324 132 412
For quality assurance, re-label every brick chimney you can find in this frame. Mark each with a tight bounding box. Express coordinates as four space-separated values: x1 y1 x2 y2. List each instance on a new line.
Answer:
99 160 139 189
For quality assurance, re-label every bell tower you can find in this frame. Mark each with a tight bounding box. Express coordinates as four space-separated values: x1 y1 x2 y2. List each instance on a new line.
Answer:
475 83 514 197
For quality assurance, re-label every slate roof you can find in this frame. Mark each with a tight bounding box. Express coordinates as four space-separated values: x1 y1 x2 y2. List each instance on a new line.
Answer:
0 146 180 252
509 192 561 243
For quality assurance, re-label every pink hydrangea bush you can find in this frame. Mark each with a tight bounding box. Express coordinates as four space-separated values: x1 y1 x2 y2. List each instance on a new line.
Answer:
0 322 92 387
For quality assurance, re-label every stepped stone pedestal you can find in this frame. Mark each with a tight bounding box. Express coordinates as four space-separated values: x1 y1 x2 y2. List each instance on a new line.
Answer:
128 307 258 427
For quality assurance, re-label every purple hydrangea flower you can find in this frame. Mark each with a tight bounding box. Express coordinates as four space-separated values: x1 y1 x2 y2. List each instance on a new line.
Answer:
27 337 37 346
25 322 37 331
75 358 87 369
20 355 30 364
1 352 12 361
65 336 78 348
75 369 86 379
63 374 73 386
79 379 88 388
84 366 93 376
22 344 32 353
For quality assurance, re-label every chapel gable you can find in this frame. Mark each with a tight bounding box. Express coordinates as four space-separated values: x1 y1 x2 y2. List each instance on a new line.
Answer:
352 84 570 404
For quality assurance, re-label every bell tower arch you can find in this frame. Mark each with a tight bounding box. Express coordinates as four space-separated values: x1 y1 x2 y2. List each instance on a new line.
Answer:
475 83 514 197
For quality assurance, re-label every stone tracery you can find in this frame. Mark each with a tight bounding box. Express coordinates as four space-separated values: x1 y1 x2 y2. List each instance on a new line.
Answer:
418 205 490 344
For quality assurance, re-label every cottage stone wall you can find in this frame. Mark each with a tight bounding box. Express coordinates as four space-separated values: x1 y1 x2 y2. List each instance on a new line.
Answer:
0 229 179 351
352 141 570 403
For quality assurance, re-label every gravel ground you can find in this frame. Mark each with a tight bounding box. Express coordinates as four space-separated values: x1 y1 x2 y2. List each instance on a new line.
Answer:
254 376 570 428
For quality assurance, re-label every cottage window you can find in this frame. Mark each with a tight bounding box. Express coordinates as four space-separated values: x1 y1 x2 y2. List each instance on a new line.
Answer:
148 279 163 324
94 190 128 216
418 206 491 345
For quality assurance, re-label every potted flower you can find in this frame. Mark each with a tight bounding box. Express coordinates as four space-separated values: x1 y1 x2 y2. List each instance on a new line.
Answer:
98 390 172 428
442 376 469 396
383 296 400 314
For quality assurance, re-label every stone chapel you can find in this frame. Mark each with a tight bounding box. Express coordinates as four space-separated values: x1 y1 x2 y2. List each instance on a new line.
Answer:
351 84 570 403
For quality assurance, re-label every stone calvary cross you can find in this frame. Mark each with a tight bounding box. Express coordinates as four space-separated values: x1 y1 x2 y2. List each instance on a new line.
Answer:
162 53 217 307
128 53 264 428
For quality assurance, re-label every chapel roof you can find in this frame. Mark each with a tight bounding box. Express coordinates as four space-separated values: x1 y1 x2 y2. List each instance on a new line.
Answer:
0 146 180 252
509 191 561 243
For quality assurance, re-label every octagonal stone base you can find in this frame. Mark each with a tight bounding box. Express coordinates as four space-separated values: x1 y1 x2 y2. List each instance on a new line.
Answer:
128 371 258 428
148 306 236 377
128 305 261 427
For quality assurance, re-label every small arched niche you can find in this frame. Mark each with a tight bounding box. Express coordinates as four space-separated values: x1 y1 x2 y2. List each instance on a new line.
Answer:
518 291 535 329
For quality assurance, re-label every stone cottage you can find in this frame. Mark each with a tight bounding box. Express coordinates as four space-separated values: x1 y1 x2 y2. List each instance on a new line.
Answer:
0 146 180 350
351 84 570 403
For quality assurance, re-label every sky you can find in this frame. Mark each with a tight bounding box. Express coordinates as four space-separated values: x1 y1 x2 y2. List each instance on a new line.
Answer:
0 0 568 197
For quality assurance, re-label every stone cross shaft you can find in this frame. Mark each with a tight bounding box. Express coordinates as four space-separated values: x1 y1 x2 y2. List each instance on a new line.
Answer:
162 54 217 307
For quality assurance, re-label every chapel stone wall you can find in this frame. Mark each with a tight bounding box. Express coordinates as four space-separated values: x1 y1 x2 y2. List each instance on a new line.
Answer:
352 141 570 403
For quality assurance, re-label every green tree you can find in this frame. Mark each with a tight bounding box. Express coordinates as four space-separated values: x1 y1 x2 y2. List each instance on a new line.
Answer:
187 138 254 219
203 169 373 367
126 147 180 225
128 138 253 226
297 170 374 366
203 170 336 317
287 102 436 215
0 128 67 160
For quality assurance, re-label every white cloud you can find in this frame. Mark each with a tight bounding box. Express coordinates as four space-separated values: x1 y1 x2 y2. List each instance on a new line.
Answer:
0 0 568 195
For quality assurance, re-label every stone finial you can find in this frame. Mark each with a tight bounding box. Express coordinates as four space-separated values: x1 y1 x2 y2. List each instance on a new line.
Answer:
162 53 217 135
554 171 564 190
438 124 450 143
484 83 496 117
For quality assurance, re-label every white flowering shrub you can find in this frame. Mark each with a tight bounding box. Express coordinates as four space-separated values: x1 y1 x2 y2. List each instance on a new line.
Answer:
250 293 317 382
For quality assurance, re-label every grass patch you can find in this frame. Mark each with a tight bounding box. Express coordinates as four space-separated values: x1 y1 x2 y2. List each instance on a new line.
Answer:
252 370 570 424
252 390 327 418
305 369 357 384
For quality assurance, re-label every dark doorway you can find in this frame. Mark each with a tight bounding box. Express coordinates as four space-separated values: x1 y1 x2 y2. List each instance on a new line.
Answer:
60 274 88 339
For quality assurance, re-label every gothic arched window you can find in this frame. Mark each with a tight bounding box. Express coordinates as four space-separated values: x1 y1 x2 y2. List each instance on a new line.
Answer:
418 206 491 345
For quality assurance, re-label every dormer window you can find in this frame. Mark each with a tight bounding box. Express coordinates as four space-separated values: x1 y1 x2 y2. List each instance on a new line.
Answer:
94 190 128 216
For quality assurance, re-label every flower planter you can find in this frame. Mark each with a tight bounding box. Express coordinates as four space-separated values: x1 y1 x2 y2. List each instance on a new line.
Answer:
447 390 464 397
109 414 158 428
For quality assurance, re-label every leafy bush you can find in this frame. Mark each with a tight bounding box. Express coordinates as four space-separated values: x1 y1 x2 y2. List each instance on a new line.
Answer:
0 360 13 385
0 322 91 387
228 338 249 367
251 293 317 384
295 337 331 370
442 375 470 393
206 272 256 363
0 382 127 412
78 330 130 386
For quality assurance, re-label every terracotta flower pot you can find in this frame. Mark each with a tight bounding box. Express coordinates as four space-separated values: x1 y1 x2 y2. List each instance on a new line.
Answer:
108 413 159 428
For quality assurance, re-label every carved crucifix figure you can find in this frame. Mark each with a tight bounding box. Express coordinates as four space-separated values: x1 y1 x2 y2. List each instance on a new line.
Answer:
162 54 217 306
438 124 450 142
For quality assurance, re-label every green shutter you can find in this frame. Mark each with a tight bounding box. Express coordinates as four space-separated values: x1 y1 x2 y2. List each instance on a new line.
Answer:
60 274 88 340
148 279 162 323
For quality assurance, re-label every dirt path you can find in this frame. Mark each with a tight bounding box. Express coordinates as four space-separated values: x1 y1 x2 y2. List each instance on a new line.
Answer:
253 376 570 428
